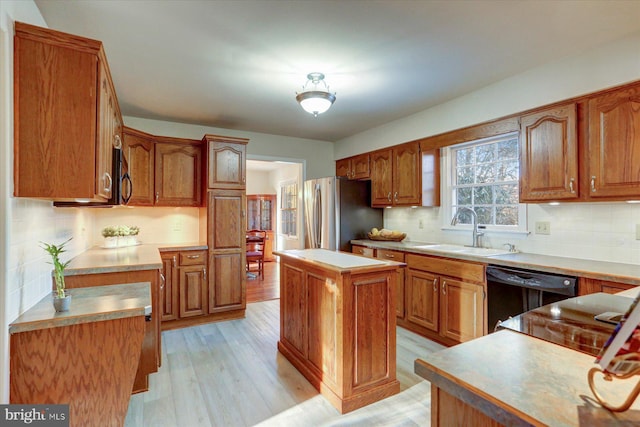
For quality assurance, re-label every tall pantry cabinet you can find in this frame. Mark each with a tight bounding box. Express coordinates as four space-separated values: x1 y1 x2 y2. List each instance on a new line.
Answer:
203 135 249 314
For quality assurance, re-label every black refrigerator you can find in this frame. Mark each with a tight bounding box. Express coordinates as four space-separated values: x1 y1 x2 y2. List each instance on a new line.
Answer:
303 177 383 251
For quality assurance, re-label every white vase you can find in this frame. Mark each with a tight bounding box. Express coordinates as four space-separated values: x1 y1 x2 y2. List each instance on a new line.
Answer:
104 236 118 248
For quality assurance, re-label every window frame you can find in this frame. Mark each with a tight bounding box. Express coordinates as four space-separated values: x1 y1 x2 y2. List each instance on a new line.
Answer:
442 132 528 234
279 180 298 238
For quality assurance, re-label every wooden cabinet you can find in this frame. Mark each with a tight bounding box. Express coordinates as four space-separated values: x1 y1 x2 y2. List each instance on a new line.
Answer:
277 251 400 414
155 140 203 206
246 194 276 261
160 252 179 321
122 128 203 207
352 244 375 258
204 135 249 189
63 269 161 393
13 22 122 202
377 249 406 319
519 103 579 202
587 85 640 198
578 278 635 296
335 153 370 179
208 190 246 313
402 253 485 345
371 142 432 207
406 268 439 332
178 250 207 318
123 127 155 206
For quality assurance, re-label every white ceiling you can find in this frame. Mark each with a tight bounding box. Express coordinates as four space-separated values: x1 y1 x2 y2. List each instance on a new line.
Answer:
34 0 640 142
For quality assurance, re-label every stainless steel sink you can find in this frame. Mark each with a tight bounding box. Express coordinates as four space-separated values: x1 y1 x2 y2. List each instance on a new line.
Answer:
412 244 512 257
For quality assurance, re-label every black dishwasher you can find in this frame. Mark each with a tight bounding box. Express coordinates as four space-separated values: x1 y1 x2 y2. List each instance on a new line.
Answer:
486 265 577 332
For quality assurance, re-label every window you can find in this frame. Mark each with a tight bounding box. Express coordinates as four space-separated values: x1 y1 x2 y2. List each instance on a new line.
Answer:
280 181 297 237
448 132 525 231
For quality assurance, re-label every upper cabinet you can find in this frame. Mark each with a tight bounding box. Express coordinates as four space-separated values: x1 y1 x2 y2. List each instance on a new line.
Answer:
123 127 203 207
335 153 370 179
587 85 640 198
204 135 249 189
123 127 155 206
519 103 579 202
518 82 640 203
155 139 203 206
371 142 426 207
14 22 122 202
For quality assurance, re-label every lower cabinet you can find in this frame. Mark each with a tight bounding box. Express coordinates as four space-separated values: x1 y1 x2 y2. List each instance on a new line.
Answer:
63 269 161 394
376 249 406 319
401 253 486 345
578 277 635 296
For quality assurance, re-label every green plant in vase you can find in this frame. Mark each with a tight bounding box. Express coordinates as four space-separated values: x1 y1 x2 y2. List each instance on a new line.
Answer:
41 237 72 311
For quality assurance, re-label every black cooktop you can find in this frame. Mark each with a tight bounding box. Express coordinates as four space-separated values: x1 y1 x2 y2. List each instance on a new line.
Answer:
497 292 634 356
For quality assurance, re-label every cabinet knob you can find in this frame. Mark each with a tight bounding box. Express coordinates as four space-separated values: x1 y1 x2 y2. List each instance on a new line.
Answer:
569 178 575 194
103 172 112 193
173 256 177 268
591 176 597 193
387 192 392 202
394 191 398 202
433 278 438 292
442 281 447 295
156 192 159 203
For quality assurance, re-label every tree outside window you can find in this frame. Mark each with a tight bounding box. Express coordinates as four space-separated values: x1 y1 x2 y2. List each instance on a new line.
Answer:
280 181 297 237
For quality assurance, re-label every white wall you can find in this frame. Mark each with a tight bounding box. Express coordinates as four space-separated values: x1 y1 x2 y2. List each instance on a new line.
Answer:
0 0 99 404
91 207 201 245
335 30 640 264
124 116 335 180
246 170 276 195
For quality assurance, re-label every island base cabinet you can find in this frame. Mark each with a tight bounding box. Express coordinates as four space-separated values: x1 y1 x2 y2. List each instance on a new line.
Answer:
278 256 400 414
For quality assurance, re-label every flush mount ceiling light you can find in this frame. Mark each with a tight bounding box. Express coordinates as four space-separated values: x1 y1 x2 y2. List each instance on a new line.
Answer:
296 72 336 117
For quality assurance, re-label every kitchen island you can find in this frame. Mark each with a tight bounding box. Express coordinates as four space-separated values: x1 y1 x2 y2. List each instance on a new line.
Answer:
415 327 640 426
275 249 404 413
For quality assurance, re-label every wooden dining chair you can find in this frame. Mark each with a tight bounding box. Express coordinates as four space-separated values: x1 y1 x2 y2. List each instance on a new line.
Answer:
246 229 266 279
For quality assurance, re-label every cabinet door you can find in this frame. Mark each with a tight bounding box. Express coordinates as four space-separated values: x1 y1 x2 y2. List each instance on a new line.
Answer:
179 265 207 318
440 278 484 343
14 25 100 200
393 142 421 206
160 252 179 321
123 128 155 206
351 153 371 179
96 66 115 201
155 142 203 206
335 158 351 178
406 269 439 333
352 245 375 258
377 249 406 319
370 149 393 207
520 104 578 201
588 86 640 198
208 190 246 312
207 140 247 189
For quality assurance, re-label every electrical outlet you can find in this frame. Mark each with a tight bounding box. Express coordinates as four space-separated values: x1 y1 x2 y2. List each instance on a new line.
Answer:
418 219 424 229
535 221 550 235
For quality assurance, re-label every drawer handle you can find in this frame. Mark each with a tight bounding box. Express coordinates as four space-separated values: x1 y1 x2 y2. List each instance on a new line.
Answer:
173 256 176 268
569 178 575 193
186 254 201 259
433 278 438 292
442 281 447 295
591 176 597 193
160 273 165 290
385 254 395 259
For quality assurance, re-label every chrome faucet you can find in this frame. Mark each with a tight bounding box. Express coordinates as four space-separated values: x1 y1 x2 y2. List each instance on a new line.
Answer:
451 207 484 248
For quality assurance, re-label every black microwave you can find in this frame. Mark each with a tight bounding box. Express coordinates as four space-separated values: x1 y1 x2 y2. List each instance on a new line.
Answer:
54 148 132 207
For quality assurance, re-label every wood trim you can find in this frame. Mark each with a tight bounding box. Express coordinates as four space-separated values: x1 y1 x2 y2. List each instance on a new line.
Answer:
419 116 520 151
15 21 103 55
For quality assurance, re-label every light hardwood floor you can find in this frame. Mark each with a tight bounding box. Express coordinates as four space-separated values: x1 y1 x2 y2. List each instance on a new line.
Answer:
124 299 445 426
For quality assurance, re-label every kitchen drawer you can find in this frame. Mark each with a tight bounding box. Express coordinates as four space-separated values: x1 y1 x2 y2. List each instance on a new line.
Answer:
376 249 405 262
179 250 207 266
352 245 375 258
406 253 485 284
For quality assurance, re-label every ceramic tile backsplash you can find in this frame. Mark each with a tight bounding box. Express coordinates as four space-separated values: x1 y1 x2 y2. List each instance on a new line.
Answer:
384 202 640 264
7 199 93 322
92 206 201 245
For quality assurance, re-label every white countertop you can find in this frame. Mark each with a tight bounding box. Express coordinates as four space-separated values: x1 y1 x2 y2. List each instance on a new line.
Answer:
278 249 389 268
